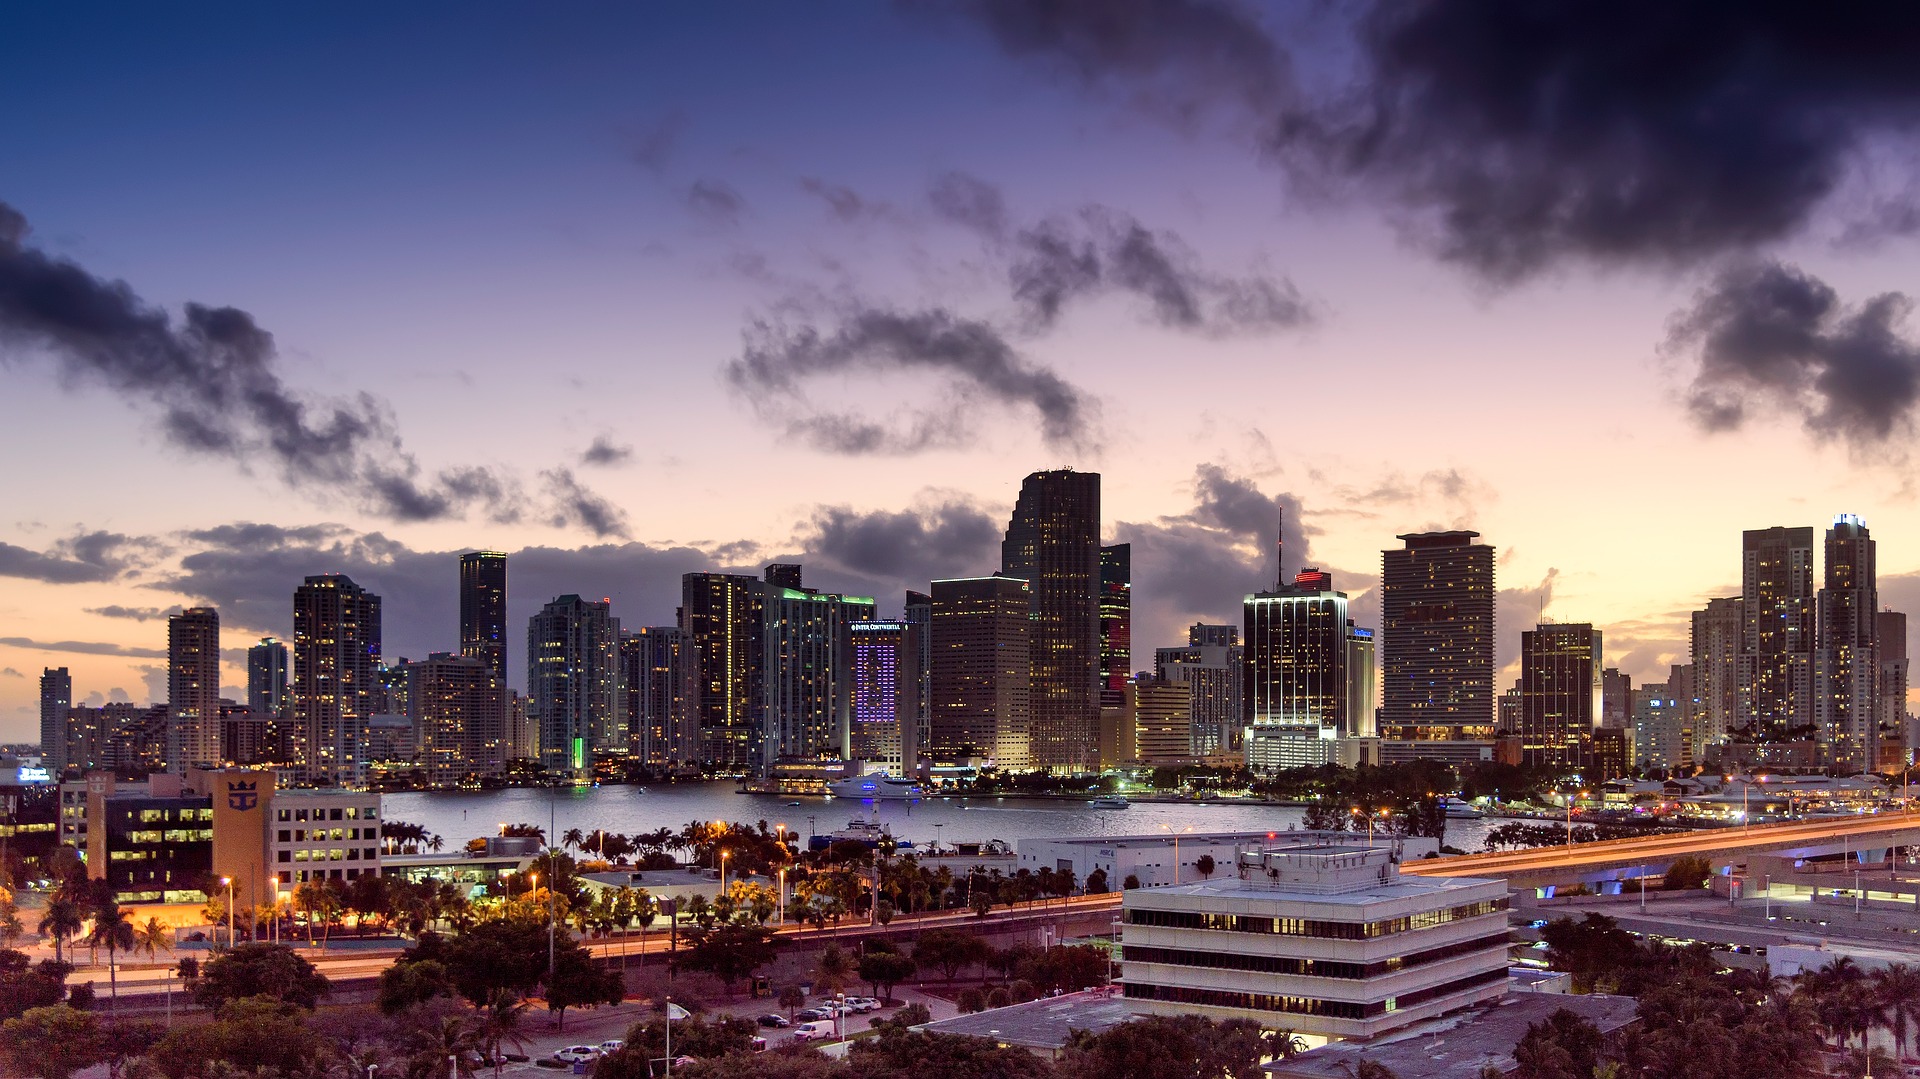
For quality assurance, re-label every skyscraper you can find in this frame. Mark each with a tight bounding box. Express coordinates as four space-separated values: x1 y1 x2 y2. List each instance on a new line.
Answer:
1877 611 1909 765
1243 571 1354 768
247 638 290 719
681 573 767 771
293 575 382 784
402 652 507 784
1818 515 1878 771
1156 624 1243 757
1379 531 1496 759
1739 526 1816 743
849 620 922 771
904 590 933 767
1001 469 1101 770
459 551 508 683
1099 543 1131 709
929 575 1031 767
1518 623 1603 773
167 607 222 772
1690 596 1743 760
762 566 875 764
621 626 697 768
527 595 622 780
39 667 70 774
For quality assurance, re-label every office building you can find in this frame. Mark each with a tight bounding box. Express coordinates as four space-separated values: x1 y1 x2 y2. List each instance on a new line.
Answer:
1601 668 1631 730
267 787 384 890
458 551 508 682
1517 623 1602 773
1001 469 1102 770
1100 544 1131 709
1633 671 1692 773
1379 532 1496 759
527 594 622 780
1691 596 1743 761
929 575 1031 767
1346 626 1376 738
681 572 767 771
168 607 222 772
763 567 875 764
1739 526 1816 743
905 591 933 767
1132 677 1194 763
1878 611 1910 767
1120 844 1509 1039
293 575 382 785
506 691 534 761
1244 570 1359 769
81 771 214 904
1818 515 1878 771
849 620 922 771
39 668 70 775
1156 624 1243 757
402 653 507 784
247 638 290 719
219 703 273 765
621 626 697 768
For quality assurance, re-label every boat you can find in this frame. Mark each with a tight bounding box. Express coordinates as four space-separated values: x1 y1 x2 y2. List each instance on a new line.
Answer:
1440 797 1484 820
827 774 925 800
807 816 916 852
1089 795 1131 809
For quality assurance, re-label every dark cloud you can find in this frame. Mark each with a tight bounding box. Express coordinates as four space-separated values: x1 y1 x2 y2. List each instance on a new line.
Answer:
1672 260 1920 447
962 2 1920 281
686 179 747 225
579 436 634 468
724 306 1096 454
86 605 182 622
1495 568 1560 679
928 171 1011 239
0 530 150 584
542 469 631 539
800 178 892 223
798 499 1004 580
1 668 22 678
631 113 687 176
0 636 167 659
0 200 572 526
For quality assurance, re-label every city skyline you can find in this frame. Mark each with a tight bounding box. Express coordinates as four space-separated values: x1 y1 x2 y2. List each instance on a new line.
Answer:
10 6 1920 738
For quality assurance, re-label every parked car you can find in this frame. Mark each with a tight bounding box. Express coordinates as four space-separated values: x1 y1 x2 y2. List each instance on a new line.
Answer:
757 1014 791 1028
845 997 879 1013
598 1040 625 1055
553 1047 599 1064
794 1008 829 1022
790 1021 837 1042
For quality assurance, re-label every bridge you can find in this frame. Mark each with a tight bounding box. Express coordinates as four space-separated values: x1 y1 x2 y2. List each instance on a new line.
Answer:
1401 812 1920 891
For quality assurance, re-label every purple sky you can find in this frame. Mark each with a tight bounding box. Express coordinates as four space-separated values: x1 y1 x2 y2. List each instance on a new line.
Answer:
6 4 1920 736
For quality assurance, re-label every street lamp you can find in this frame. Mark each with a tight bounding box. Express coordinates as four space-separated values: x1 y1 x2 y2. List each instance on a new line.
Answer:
777 866 787 926
1564 791 1588 847
220 877 235 949
1352 807 1391 847
719 850 729 899
1158 824 1193 885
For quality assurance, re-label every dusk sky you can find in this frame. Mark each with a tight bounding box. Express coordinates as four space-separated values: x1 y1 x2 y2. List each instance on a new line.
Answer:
7 3 1920 739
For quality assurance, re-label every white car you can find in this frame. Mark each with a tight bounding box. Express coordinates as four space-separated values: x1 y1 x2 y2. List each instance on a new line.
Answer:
553 1046 599 1064
598 1040 625 1055
845 997 878 1013
790 1021 836 1042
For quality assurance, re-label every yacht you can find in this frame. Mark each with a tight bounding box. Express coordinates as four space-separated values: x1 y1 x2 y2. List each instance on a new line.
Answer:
1440 796 1485 820
826 774 925 800
1088 795 1131 809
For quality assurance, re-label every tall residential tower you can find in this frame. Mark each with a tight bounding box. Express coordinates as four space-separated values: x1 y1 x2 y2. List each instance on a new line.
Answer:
1001 469 1101 770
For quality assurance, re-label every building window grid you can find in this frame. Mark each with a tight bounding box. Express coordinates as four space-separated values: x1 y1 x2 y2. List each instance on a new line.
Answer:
1124 897 1508 940
1123 966 1507 1020
1122 931 1509 979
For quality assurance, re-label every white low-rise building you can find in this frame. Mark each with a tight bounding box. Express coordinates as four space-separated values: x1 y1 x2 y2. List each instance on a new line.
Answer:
1120 844 1508 1040
270 788 382 888
1018 830 1438 890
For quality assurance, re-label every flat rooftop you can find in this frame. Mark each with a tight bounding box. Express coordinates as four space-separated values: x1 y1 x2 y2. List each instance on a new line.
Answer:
917 988 1133 1051
1133 871 1498 907
1023 830 1363 848
1266 993 1639 1079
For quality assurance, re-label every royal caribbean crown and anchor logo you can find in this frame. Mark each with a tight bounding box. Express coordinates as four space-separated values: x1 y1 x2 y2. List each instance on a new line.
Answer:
227 779 259 811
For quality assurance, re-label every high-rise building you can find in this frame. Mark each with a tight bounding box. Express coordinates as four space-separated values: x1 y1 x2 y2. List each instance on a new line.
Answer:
621 627 697 768
1690 596 1743 761
526 595 622 780
681 573 767 771
1818 515 1878 771
1156 624 1243 756
1001 469 1101 770
904 591 933 768
1131 677 1194 763
763 566 874 764
247 638 290 719
848 620 922 772
459 551 508 683
1099 544 1131 709
1633 668 1692 773
1600 668 1632 730
1244 572 1353 766
928 575 1031 767
293 575 382 784
402 652 507 785
1518 623 1602 773
1877 611 1910 766
1379 532 1496 759
1347 626 1376 738
39 667 71 774
167 607 222 772
1739 526 1816 743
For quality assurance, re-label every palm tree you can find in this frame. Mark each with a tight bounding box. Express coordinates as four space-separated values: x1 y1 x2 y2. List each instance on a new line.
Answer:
561 827 584 853
474 990 531 1079
37 896 83 964
1874 963 1920 1058
133 916 173 964
0 900 23 949
407 1009 484 1079
86 902 135 1012
1267 1030 1309 1059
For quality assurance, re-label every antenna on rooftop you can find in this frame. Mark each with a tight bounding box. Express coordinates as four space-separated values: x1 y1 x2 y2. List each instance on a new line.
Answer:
1275 504 1285 592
